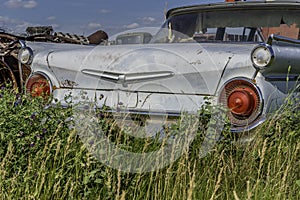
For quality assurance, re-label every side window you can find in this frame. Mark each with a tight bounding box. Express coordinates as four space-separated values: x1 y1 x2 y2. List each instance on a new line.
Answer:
193 27 263 42
223 28 263 42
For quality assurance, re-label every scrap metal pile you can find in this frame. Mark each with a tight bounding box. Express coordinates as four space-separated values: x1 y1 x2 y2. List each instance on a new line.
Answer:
0 26 108 90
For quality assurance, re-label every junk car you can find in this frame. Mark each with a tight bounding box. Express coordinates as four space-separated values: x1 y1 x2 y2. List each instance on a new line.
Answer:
115 32 153 45
16 0 300 132
0 26 108 90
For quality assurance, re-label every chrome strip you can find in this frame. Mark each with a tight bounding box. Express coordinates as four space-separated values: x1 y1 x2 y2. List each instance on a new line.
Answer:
230 116 266 133
100 109 182 117
124 71 174 82
81 69 174 84
81 70 119 81
58 87 213 96
267 34 300 45
265 75 299 82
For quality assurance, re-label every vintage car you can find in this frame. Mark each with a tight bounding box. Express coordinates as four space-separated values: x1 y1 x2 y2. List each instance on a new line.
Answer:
108 27 159 45
12 0 300 133
114 32 153 45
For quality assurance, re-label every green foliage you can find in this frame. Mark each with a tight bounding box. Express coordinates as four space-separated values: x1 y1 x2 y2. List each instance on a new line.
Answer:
0 87 299 199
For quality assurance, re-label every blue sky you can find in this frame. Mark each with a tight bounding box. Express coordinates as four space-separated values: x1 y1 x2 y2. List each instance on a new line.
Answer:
0 0 221 37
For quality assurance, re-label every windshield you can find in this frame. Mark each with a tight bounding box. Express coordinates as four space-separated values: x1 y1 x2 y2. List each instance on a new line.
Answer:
151 9 300 43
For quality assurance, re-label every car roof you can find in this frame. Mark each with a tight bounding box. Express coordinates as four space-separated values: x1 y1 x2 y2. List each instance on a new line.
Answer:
166 1 300 19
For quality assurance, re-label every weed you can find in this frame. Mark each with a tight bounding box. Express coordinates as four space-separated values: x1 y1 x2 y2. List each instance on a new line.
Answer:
0 87 298 199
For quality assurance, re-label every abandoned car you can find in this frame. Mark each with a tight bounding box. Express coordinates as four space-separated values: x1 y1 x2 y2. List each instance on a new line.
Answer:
115 32 153 45
108 27 159 45
5 0 300 132
0 26 108 90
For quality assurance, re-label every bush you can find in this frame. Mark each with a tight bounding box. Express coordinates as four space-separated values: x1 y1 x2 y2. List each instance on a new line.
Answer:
0 87 299 199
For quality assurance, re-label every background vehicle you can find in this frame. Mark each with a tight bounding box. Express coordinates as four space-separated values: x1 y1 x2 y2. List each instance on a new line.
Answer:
0 26 108 90
115 32 153 45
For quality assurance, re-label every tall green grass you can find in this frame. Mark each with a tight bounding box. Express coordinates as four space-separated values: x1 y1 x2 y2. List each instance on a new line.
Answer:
0 87 299 199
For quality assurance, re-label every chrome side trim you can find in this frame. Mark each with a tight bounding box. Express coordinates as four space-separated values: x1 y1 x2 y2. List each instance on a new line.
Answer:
267 34 300 46
81 70 119 81
265 75 299 82
81 69 174 84
230 116 266 133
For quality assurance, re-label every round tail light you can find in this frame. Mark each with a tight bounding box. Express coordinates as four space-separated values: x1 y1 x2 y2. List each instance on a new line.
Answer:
219 78 263 127
26 73 51 98
227 87 257 117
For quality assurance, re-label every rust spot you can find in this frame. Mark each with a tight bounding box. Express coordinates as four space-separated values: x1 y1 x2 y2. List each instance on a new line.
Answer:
61 79 78 87
190 60 202 65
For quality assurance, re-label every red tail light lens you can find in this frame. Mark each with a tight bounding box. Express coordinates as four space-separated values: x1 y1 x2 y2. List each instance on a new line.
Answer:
227 87 257 117
219 78 262 127
26 73 51 98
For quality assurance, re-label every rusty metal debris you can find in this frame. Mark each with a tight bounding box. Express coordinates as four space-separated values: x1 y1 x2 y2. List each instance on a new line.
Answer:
0 26 108 90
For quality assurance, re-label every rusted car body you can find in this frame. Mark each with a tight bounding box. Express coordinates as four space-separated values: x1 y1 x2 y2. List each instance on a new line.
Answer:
10 1 300 132
0 26 107 90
